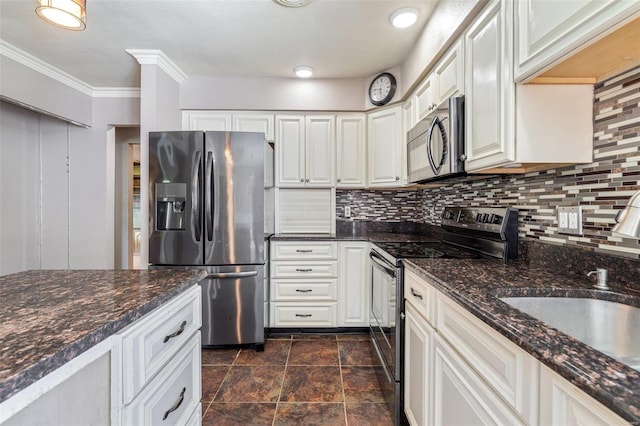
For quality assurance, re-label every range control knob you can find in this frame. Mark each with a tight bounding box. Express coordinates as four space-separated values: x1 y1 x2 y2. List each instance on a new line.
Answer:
492 215 503 224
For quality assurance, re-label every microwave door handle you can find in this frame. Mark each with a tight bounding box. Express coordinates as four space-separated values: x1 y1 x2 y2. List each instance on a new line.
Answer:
205 151 214 242
192 151 202 242
426 118 439 174
437 117 449 171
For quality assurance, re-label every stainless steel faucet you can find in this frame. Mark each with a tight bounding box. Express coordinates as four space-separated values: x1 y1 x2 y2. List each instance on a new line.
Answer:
587 268 609 290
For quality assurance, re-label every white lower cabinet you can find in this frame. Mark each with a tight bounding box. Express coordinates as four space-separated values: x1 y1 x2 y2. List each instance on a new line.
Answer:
403 268 627 426
539 365 627 425
433 334 524 426
338 242 370 327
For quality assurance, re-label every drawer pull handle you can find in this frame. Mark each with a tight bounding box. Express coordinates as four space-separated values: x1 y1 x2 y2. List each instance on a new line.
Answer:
162 387 186 421
296 249 313 253
410 288 423 300
295 268 313 272
295 289 313 293
295 314 312 317
163 321 187 343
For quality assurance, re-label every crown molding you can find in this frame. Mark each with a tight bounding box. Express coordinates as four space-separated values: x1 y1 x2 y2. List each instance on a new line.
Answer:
125 49 187 84
0 39 94 97
92 88 141 98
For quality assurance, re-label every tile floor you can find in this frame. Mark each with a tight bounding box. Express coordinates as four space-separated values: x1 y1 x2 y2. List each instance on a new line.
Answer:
201 334 394 425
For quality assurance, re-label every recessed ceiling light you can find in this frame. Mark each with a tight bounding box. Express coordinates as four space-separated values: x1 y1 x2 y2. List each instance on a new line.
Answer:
391 8 418 29
295 66 313 78
273 0 313 7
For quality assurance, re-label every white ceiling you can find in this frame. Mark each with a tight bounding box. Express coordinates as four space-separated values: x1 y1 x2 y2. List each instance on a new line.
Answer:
0 0 438 88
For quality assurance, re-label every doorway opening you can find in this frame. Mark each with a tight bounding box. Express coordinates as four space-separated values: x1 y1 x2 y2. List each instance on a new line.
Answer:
114 127 141 269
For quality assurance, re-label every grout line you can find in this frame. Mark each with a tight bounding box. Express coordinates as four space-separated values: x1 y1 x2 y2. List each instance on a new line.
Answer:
272 335 292 426
338 339 348 426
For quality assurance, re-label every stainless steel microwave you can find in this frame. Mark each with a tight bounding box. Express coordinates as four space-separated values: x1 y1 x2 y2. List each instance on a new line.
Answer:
407 95 465 184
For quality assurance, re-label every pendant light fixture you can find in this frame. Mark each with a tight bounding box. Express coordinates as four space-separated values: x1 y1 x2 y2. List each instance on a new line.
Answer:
35 0 86 31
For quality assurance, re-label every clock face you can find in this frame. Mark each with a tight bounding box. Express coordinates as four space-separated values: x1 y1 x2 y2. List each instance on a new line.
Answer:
369 73 397 106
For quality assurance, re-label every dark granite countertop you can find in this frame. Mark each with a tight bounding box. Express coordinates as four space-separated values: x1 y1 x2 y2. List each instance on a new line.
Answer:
271 231 439 243
404 258 640 424
0 268 206 403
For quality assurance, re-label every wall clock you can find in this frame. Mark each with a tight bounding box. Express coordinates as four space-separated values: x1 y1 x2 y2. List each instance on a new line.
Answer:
368 72 397 106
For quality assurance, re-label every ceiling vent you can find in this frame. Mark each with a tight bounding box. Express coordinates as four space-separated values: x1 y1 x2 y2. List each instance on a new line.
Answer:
273 0 313 7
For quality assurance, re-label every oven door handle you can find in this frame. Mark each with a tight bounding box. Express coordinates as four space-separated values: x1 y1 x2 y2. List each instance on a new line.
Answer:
369 251 396 276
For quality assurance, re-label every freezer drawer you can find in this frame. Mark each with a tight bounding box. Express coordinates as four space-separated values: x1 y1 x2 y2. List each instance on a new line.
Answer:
200 265 265 346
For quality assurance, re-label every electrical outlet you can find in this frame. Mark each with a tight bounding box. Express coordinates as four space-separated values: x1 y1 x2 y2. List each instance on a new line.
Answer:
344 206 351 218
558 206 583 235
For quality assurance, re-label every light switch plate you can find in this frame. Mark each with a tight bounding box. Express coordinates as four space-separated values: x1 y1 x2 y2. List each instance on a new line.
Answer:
558 206 583 235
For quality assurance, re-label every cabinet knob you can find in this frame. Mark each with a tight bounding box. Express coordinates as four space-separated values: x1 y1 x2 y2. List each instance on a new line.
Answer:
300 178 304 183
305 178 310 183
337 178 341 183
395 176 400 181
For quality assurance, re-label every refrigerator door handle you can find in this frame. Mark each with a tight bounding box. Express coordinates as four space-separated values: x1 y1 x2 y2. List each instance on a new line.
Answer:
206 271 259 279
192 150 202 241
205 151 214 241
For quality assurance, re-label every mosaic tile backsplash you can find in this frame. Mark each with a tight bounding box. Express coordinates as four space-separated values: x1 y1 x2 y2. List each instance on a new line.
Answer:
337 65 640 259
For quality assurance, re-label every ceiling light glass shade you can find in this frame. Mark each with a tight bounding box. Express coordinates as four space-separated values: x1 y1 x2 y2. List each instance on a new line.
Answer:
612 191 640 238
36 0 86 31
273 0 313 7
295 66 313 78
391 8 418 29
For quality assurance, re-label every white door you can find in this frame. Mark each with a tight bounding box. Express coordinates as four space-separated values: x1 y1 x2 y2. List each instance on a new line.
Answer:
336 114 366 188
181 111 231 131
275 115 305 187
367 106 402 187
305 115 335 187
338 242 370 326
232 113 274 141
404 303 433 426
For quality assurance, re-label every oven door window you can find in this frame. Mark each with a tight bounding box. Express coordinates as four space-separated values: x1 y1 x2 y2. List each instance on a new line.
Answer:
427 116 448 175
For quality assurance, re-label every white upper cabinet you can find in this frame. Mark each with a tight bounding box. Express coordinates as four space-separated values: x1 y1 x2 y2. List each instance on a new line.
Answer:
415 74 436 122
182 111 230 131
367 105 403 188
232 113 275 141
275 115 335 188
433 39 465 104
336 114 367 188
514 0 640 82
463 0 516 172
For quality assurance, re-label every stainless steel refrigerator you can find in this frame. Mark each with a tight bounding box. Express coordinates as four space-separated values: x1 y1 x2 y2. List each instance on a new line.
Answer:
149 131 266 349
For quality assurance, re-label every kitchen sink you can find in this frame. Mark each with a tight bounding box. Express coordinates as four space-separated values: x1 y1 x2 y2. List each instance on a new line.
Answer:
500 296 640 370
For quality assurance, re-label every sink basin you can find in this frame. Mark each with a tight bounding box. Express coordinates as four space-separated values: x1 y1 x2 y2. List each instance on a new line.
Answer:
500 297 640 370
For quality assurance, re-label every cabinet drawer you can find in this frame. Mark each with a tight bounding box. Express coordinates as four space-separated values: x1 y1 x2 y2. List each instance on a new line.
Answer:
271 241 337 260
404 269 435 326
271 261 338 278
436 293 539 425
118 286 201 404
123 333 201 426
271 279 338 301
271 303 337 327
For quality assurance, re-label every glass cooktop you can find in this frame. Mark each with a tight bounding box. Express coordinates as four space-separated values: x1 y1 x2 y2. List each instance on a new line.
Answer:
373 241 481 261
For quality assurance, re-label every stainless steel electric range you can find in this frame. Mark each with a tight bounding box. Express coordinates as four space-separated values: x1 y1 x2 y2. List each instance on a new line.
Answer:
368 206 519 425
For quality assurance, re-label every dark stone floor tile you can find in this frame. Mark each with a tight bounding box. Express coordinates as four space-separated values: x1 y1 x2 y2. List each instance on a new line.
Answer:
214 366 285 403
274 403 346 425
345 402 394 426
288 339 339 365
202 403 276 426
338 340 377 366
234 339 291 365
201 365 230 403
267 334 294 340
292 333 338 341
201 348 239 365
336 333 370 341
341 367 386 403
280 366 343 402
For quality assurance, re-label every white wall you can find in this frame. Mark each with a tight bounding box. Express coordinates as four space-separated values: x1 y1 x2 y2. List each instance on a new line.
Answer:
181 75 368 111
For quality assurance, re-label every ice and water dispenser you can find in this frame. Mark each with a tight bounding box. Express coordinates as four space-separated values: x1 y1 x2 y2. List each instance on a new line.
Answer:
155 183 187 230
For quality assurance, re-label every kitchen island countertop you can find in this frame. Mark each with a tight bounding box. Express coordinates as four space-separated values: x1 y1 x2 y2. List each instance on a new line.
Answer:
0 268 206 403
404 257 640 424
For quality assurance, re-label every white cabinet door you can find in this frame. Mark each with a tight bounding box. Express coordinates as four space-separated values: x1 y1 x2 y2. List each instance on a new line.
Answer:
338 242 370 327
336 114 367 188
182 111 231 131
275 115 305 187
404 303 433 426
433 39 464 104
433 334 524 426
539 365 628 426
232 113 274 141
305 115 335 187
464 0 515 172
415 75 436 121
367 106 403 187
515 0 640 82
